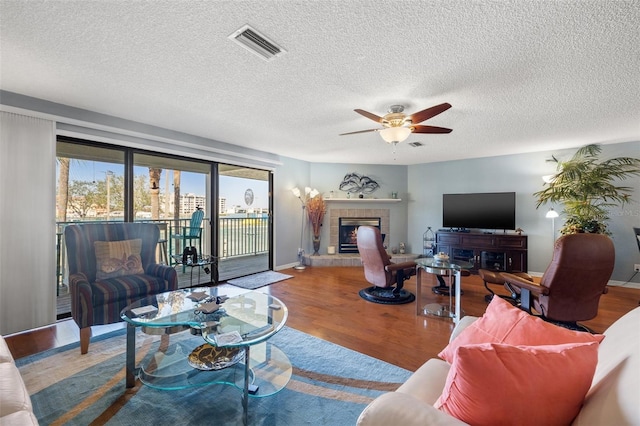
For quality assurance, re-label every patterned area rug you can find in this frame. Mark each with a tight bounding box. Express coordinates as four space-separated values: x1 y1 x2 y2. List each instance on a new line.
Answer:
17 326 410 425
227 270 294 289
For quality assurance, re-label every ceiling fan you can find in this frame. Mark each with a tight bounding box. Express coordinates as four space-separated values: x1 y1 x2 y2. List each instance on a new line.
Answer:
339 103 452 144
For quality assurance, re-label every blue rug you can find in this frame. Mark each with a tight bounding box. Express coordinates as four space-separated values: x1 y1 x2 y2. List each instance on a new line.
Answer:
17 326 411 425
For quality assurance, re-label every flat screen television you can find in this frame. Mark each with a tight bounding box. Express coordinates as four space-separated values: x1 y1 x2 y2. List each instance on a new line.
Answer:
442 192 516 231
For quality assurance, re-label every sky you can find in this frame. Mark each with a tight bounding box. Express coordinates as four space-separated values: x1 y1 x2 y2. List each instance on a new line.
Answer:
63 160 269 209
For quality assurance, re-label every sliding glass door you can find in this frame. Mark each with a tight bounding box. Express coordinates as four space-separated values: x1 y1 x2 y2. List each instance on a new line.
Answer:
133 153 212 288
55 138 274 317
218 165 272 280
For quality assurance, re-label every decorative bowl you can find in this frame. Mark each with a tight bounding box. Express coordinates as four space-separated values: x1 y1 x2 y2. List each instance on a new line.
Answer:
188 343 244 370
434 253 450 262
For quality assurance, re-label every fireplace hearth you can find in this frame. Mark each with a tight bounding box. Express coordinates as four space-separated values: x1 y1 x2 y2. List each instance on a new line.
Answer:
339 217 381 253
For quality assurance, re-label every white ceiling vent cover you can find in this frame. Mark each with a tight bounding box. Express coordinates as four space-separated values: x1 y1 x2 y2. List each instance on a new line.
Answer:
228 25 286 61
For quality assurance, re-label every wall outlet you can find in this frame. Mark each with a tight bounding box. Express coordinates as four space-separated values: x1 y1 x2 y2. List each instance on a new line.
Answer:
635 264 640 272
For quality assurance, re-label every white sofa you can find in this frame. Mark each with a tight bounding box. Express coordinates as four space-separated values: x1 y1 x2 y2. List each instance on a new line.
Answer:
358 306 640 425
0 336 38 425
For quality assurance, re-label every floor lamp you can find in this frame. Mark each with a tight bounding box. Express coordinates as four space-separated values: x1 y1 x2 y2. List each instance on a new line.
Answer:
292 186 319 270
546 207 559 242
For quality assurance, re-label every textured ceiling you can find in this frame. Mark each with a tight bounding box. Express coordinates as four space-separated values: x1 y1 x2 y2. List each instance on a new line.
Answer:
1 0 639 165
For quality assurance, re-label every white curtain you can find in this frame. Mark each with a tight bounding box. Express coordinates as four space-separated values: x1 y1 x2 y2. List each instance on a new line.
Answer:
0 111 56 335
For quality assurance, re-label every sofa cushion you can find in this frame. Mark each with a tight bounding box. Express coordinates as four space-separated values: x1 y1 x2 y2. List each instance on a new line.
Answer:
435 341 599 426
0 336 14 364
94 238 144 279
396 358 451 406
438 296 604 363
572 307 640 425
1 410 39 426
0 363 33 417
358 392 468 426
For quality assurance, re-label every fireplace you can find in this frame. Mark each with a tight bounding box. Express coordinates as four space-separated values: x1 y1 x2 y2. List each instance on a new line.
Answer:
339 217 381 253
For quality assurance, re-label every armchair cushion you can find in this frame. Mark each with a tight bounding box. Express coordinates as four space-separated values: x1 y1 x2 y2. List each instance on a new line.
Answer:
435 341 599 426
438 296 604 363
94 238 144 279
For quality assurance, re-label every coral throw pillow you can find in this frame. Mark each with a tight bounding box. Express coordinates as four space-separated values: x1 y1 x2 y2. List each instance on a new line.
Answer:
434 341 599 426
94 239 144 280
438 296 604 363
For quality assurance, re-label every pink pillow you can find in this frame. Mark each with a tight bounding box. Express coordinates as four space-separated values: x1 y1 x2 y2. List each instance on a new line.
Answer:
439 296 604 363
435 341 599 426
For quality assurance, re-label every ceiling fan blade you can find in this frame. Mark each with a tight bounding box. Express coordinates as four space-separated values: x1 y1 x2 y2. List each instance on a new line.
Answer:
339 128 380 136
354 109 384 122
409 103 452 124
411 125 453 134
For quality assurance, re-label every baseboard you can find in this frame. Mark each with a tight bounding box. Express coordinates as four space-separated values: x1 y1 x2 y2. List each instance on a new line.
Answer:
275 262 300 271
608 279 640 289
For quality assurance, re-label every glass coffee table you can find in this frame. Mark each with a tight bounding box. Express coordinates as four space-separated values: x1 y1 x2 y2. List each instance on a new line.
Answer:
415 258 473 324
121 288 290 425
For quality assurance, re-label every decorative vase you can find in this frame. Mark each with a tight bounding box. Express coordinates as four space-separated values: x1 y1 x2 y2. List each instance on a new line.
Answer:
312 236 321 255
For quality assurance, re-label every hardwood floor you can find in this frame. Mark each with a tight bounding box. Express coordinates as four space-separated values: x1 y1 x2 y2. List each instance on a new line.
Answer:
6 266 640 372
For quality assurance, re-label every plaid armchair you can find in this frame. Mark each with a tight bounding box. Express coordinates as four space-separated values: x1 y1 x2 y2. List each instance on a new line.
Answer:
65 223 178 354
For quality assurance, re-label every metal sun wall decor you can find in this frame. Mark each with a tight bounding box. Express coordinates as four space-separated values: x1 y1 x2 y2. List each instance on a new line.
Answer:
339 172 380 195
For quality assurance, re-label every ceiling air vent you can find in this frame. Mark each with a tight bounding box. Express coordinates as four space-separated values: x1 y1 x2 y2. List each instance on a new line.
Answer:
409 142 424 147
228 25 286 61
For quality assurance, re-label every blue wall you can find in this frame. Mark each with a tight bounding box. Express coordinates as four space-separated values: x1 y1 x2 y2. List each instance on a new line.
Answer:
405 142 640 282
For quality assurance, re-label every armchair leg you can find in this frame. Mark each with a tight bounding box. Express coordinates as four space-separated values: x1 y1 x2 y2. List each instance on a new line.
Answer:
393 270 405 295
80 327 91 354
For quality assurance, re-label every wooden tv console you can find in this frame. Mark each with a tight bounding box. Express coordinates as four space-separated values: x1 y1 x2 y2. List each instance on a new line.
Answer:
435 231 528 274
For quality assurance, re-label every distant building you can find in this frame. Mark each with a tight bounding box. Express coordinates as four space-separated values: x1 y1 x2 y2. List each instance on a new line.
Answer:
180 193 205 215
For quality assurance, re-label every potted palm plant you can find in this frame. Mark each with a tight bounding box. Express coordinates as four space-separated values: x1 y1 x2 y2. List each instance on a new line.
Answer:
535 144 640 235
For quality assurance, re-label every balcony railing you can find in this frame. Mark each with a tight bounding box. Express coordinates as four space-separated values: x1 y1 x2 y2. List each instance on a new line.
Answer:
219 216 269 257
56 215 269 288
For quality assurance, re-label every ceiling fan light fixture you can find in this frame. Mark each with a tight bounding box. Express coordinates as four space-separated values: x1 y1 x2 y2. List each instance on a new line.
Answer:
380 126 412 144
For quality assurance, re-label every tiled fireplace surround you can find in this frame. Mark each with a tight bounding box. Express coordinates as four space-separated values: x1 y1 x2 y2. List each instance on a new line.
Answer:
301 207 417 267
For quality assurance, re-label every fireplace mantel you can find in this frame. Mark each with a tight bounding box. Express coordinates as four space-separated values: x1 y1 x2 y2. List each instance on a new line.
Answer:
325 198 402 203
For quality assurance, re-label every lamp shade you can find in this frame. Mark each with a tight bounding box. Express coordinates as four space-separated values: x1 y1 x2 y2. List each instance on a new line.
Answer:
546 208 559 218
380 127 412 143
291 187 301 197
